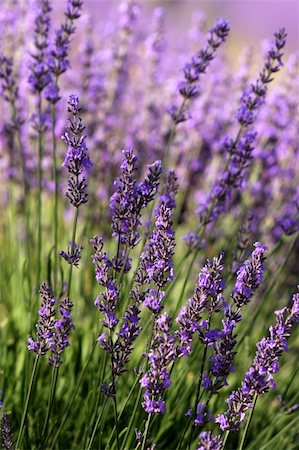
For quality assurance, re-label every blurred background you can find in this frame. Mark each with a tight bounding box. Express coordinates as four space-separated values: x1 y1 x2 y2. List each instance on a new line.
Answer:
53 0 299 54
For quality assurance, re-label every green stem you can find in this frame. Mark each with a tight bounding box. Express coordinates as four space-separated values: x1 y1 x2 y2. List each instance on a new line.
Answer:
187 328 210 450
16 354 39 449
222 430 230 449
86 397 108 450
86 350 107 449
48 341 97 449
51 104 59 295
36 93 43 292
238 394 258 450
110 338 120 450
67 206 79 298
119 374 143 450
140 413 152 450
41 366 59 441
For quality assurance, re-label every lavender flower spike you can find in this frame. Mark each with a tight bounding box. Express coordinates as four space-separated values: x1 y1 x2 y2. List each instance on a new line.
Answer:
48 296 75 367
176 253 225 357
110 149 162 248
140 313 176 414
62 94 92 208
27 283 56 356
216 290 299 432
197 431 222 450
232 242 267 307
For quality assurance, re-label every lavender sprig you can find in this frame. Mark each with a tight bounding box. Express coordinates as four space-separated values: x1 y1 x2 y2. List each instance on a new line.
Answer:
216 290 299 432
48 297 75 367
27 283 56 356
140 313 176 415
198 29 287 226
176 253 225 357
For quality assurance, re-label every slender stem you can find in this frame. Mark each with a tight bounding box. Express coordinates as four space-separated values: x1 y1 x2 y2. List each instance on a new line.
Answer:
48 341 97 449
41 367 59 440
176 419 190 450
119 374 143 450
109 333 120 450
238 393 258 450
140 413 152 450
86 397 108 450
51 104 59 295
67 206 79 298
16 354 39 449
187 328 210 450
36 93 43 292
86 350 108 449
222 430 230 449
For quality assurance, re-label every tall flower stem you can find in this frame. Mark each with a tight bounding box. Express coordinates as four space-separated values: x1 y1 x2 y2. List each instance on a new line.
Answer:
48 340 98 450
222 430 230 449
36 93 43 292
110 335 120 450
187 321 210 450
51 104 59 295
238 393 258 450
141 413 153 450
86 349 108 450
67 205 80 297
86 397 108 450
41 366 59 441
16 354 39 449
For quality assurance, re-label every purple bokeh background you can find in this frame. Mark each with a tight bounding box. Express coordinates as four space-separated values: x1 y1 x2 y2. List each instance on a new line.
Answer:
53 0 298 53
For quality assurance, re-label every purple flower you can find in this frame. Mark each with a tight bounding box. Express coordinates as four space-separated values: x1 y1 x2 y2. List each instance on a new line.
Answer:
28 283 56 356
29 0 52 93
48 297 75 367
216 290 299 431
62 95 92 208
60 241 83 268
140 313 176 415
177 19 230 102
197 431 223 450
112 304 141 376
90 235 120 331
232 242 267 307
110 149 162 248
137 202 175 288
176 253 225 356
143 289 165 314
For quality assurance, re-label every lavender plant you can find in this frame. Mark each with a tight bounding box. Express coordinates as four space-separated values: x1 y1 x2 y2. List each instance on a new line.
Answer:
0 1 298 450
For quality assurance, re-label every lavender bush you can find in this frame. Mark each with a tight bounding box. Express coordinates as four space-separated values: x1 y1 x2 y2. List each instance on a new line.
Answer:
0 1 298 449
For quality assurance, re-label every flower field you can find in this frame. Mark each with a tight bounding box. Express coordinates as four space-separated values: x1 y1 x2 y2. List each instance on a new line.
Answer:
0 1 298 449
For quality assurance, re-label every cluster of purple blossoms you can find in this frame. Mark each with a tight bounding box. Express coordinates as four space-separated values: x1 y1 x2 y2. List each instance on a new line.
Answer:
110 149 162 248
48 296 75 367
176 253 225 357
198 29 287 226
232 241 267 307
137 171 178 294
90 235 120 331
110 304 141 377
28 0 52 93
197 431 223 450
169 19 230 124
60 241 83 268
140 313 176 414
28 283 74 367
27 282 56 356
45 0 83 103
216 291 299 432
62 94 93 208
204 243 267 392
